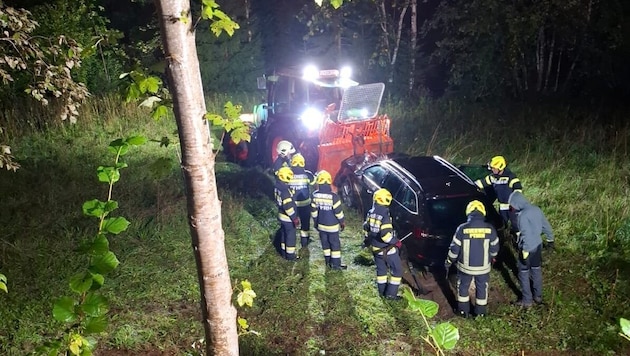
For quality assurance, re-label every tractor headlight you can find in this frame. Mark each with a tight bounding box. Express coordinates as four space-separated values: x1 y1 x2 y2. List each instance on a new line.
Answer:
300 107 324 131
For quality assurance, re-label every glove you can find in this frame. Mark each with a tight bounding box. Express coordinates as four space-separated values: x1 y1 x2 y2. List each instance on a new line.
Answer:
545 241 555 250
394 240 402 249
521 250 529 260
340 222 345 231
292 218 299 228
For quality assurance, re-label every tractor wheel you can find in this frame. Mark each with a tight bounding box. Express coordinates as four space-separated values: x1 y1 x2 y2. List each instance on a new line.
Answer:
264 125 297 169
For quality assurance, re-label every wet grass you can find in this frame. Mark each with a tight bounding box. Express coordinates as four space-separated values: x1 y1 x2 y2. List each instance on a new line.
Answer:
0 97 629 355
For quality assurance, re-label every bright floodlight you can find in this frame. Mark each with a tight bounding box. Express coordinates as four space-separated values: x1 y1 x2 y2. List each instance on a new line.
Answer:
340 66 352 78
300 107 323 130
303 65 318 81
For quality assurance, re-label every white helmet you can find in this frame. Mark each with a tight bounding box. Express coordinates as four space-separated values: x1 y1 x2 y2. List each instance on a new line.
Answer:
276 140 296 157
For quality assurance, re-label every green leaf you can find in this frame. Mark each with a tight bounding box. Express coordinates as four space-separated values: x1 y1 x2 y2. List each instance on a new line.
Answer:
89 273 105 290
237 316 249 330
223 101 242 119
330 0 344 9
90 251 120 274
84 315 108 334
69 272 93 294
152 105 169 120
81 292 109 317
103 201 118 214
407 298 439 318
103 217 130 234
82 199 106 217
0 273 7 284
108 138 125 150
53 296 78 323
90 234 109 256
430 322 459 350
97 166 120 184
143 76 162 94
126 135 148 146
237 289 257 307
621 318 630 337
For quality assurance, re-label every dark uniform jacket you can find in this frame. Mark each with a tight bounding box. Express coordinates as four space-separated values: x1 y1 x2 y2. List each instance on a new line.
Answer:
289 167 314 207
274 179 297 223
447 211 500 275
272 156 290 174
364 204 400 253
310 185 344 232
475 167 522 211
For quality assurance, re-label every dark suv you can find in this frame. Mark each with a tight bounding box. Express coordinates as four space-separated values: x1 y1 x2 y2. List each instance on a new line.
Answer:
335 154 503 267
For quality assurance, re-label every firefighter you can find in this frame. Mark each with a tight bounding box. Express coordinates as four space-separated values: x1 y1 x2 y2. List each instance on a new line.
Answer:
474 155 522 234
273 140 296 174
274 166 299 260
508 191 555 308
363 188 403 300
311 170 346 270
446 200 500 318
289 153 315 247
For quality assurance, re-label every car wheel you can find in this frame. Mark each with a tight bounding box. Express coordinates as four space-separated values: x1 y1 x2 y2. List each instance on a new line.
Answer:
340 179 356 208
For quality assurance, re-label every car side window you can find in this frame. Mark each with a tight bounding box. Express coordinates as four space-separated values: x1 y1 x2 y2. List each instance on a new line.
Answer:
397 185 417 213
381 173 403 201
363 165 388 188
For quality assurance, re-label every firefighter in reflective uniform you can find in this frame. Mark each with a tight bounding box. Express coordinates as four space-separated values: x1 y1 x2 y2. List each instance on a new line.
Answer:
446 200 500 318
363 188 403 300
311 170 346 270
274 167 299 260
273 140 296 174
289 153 315 248
474 155 522 233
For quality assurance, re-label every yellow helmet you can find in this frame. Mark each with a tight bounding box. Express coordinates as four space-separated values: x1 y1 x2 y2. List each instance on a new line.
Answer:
276 140 296 157
488 155 507 171
291 153 305 167
277 166 294 183
466 200 486 216
373 188 392 206
316 170 332 185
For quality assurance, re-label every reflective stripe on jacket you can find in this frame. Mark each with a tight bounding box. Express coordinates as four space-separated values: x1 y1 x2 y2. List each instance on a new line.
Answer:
448 212 499 275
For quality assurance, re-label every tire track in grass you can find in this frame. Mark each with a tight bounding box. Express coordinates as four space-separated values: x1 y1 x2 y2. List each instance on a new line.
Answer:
303 231 327 354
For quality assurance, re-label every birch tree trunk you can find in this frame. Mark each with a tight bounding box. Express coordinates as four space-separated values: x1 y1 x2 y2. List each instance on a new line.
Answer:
154 1 239 355
408 0 417 93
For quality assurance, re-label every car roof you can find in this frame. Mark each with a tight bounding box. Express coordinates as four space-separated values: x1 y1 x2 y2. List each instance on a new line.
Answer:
384 155 478 197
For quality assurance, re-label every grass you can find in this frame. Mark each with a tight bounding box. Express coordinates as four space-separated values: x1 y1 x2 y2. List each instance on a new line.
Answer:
1 95 630 355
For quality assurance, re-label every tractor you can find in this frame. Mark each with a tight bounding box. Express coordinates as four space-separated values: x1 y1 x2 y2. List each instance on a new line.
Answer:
224 65 394 189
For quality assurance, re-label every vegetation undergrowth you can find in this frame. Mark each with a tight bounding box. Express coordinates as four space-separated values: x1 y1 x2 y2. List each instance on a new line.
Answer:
1 95 629 355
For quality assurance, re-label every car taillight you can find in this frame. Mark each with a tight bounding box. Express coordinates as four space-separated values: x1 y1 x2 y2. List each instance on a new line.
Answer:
413 227 429 238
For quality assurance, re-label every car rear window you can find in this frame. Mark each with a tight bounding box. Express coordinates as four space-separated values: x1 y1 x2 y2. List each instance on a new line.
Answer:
426 196 470 230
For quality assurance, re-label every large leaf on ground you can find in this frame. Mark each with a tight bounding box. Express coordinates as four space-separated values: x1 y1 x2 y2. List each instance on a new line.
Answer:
102 216 130 234
53 296 78 323
84 315 108 334
431 322 459 350
81 292 109 317
69 272 93 294
89 251 120 274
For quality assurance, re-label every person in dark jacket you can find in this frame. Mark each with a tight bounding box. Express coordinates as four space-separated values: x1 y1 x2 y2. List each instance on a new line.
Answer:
475 155 522 234
311 170 346 270
446 200 500 317
363 188 403 300
272 140 296 174
289 153 315 248
274 166 299 260
508 191 555 307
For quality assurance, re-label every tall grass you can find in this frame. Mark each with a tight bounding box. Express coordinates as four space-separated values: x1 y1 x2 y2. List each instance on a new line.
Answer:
1 94 629 354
